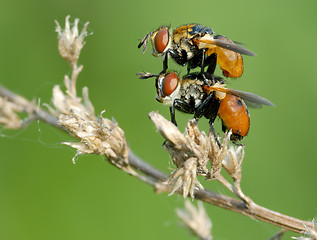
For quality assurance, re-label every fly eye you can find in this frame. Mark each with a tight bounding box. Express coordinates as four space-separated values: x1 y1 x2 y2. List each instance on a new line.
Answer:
154 28 169 54
161 72 178 96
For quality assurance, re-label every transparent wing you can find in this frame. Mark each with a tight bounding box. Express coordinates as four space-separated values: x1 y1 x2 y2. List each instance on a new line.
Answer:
194 36 256 56
204 85 274 108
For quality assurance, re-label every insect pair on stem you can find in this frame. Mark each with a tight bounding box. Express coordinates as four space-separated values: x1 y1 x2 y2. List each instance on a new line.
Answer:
137 24 274 143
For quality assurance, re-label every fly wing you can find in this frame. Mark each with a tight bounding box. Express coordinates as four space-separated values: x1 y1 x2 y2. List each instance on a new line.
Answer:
204 85 274 108
194 35 256 56
213 38 256 56
226 88 274 108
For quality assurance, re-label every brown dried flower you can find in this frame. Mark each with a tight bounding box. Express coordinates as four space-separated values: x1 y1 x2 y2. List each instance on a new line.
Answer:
55 15 89 66
165 157 204 199
208 130 231 178
149 111 232 198
176 200 212 240
49 71 131 172
59 110 132 174
50 16 133 174
51 79 132 173
222 144 245 182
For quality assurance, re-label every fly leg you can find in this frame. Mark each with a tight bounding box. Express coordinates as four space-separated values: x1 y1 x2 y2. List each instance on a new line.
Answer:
169 105 177 126
160 53 168 74
170 99 195 126
209 117 221 147
204 53 218 86
195 93 221 146
199 49 211 86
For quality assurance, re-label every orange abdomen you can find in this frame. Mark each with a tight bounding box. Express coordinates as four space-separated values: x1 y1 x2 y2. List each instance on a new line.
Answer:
206 36 244 78
216 47 243 78
217 94 250 138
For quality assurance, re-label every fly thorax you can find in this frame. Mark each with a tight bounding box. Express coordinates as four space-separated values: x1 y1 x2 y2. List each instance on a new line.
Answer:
178 38 194 60
179 79 205 108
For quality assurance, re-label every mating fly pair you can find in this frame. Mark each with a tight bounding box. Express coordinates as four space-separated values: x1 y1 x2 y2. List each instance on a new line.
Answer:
138 24 273 142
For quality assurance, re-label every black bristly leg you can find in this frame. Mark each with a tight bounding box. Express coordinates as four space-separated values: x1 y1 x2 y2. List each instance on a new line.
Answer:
207 98 221 147
205 53 217 75
194 93 215 119
163 105 177 146
200 48 206 74
210 123 221 147
199 49 212 86
169 106 177 126
161 53 168 74
195 93 221 146
169 49 188 67
198 49 218 86
174 99 195 114
205 108 221 147
205 53 217 85
170 99 196 127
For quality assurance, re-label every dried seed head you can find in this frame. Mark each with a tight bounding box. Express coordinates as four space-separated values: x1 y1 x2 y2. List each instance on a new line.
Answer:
176 200 212 240
60 110 133 174
49 71 132 173
164 157 204 199
52 16 133 173
208 130 231 178
149 112 233 197
55 15 89 66
222 144 245 182
48 84 94 117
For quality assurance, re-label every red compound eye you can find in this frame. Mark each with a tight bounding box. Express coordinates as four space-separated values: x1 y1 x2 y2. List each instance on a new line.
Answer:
162 72 178 96
154 28 169 53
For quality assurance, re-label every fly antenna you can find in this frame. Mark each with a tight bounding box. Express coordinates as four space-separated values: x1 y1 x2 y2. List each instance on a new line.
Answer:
136 72 158 79
138 32 152 53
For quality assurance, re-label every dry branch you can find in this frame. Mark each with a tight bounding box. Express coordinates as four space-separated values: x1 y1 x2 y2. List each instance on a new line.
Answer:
0 15 315 240
0 82 314 235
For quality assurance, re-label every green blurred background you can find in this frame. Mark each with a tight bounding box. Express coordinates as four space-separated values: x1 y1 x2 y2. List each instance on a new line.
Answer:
0 0 316 239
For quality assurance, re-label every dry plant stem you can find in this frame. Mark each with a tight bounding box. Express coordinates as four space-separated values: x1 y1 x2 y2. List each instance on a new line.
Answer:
195 189 311 234
70 64 82 96
0 84 64 130
128 151 167 181
215 173 251 204
0 83 313 235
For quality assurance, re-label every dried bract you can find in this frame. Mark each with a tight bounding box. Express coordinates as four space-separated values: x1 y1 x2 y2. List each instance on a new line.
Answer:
55 15 89 66
176 200 212 240
48 84 94 117
222 144 245 182
208 130 231 178
165 157 204 199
